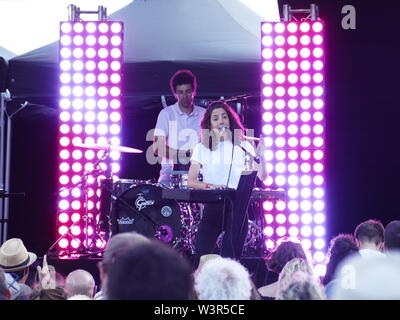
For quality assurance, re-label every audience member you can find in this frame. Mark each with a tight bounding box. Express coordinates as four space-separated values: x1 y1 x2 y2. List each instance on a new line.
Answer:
196 254 221 272
384 220 400 251
0 267 10 300
30 287 67 300
0 238 37 299
331 252 400 299
194 257 252 300
354 219 385 258
323 234 358 285
277 258 315 292
4 273 23 300
30 254 67 300
276 271 326 300
65 269 96 298
96 231 150 299
258 240 307 299
67 294 93 300
107 240 193 300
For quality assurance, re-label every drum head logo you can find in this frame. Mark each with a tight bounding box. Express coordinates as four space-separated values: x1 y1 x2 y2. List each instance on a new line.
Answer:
161 206 172 217
117 217 134 225
135 193 155 211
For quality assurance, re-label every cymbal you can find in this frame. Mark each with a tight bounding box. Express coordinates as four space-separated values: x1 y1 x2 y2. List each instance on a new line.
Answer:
76 143 143 153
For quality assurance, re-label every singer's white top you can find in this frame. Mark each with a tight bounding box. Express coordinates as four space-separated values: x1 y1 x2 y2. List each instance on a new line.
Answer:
191 140 256 189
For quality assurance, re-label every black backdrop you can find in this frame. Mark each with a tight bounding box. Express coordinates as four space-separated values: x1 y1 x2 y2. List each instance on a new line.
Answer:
7 0 400 255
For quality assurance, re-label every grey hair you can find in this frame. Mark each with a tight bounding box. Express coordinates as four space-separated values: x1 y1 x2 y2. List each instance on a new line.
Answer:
194 258 252 300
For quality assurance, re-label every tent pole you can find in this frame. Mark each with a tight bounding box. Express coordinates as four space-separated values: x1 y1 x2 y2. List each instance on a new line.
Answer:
0 90 11 244
2 101 28 243
0 92 5 244
3 111 12 243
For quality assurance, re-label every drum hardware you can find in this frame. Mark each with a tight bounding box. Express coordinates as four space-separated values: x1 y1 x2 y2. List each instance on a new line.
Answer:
54 149 111 255
242 217 266 257
241 200 272 258
169 172 189 189
52 143 145 256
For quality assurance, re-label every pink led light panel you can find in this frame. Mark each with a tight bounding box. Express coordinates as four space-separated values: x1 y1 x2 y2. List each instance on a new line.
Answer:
261 21 326 271
56 21 123 252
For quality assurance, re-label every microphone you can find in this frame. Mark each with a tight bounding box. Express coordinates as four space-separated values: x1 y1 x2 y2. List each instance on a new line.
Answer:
218 125 228 131
242 135 260 141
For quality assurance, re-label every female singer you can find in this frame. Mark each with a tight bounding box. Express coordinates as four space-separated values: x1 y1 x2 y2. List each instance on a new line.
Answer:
187 101 268 266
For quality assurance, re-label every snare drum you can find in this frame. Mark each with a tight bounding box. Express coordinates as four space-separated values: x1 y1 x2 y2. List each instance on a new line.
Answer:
114 178 153 193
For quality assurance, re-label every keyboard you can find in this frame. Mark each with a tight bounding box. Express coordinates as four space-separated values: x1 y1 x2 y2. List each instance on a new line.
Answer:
162 188 285 203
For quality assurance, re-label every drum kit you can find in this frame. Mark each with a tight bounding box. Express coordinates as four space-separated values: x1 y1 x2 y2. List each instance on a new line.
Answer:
60 142 200 257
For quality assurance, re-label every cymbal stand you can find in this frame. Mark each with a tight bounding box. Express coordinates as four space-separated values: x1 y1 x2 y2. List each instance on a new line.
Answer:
53 149 110 256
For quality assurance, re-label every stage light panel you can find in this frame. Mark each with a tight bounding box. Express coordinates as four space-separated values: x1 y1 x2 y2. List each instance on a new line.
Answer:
261 20 326 268
56 21 123 253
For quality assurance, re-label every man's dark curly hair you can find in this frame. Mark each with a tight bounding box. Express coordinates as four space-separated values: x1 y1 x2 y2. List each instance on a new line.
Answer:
265 240 307 274
169 69 197 94
354 219 384 246
323 234 359 285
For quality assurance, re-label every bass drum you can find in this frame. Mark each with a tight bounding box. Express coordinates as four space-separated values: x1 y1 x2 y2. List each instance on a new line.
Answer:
111 183 195 252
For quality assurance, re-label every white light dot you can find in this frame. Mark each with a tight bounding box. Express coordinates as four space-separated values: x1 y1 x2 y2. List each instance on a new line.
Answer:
111 22 122 33
288 188 299 199
301 213 313 225
314 239 326 250
99 22 109 33
289 213 300 224
61 22 72 33
262 23 273 34
314 213 326 224
313 251 325 263
314 226 326 237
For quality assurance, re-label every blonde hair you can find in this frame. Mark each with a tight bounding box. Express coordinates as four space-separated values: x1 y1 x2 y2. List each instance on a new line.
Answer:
276 271 326 300
278 258 314 290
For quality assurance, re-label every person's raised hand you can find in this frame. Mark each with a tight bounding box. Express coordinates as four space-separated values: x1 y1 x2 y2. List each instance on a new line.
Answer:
37 255 56 290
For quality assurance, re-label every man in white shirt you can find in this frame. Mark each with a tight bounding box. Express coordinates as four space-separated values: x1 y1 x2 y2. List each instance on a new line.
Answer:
354 219 385 258
153 70 205 186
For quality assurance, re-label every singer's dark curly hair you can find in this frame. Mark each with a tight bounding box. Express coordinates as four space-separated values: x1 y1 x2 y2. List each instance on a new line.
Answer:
200 101 244 150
